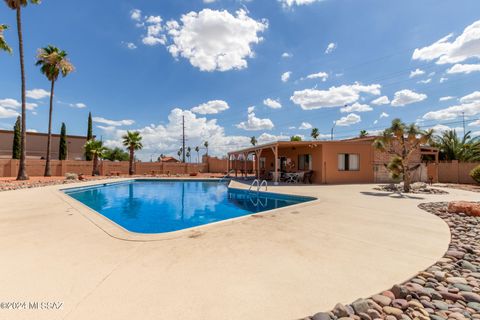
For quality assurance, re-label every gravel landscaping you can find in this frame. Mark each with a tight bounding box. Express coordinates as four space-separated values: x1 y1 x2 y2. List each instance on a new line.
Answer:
374 183 449 195
304 202 480 320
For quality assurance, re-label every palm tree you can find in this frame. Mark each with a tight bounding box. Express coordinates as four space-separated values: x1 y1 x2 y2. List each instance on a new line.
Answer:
374 119 433 192
204 141 209 156
187 146 191 162
311 128 319 140
35 45 74 176
177 149 182 160
84 140 106 176
0 24 12 53
122 131 143 175
5 0 41 180
250 136 257 146
359 129 368 138
433 130 480 162
195 146 200 163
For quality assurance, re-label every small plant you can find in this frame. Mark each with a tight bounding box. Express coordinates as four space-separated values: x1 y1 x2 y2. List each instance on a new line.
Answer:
470 165 480 184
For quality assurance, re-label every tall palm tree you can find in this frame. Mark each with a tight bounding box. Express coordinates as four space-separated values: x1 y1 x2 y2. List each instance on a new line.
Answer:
0 24 12 53
122 131 143 175
374 118 433 192
311 128 319 140
204 141 209 156
5 0 41 180
84 140 106 176
359 129 368 138
250 136 257 146
194 146 200 163
187 146 191 162
35 45 74 176
433 130 480 162
177 149 182 160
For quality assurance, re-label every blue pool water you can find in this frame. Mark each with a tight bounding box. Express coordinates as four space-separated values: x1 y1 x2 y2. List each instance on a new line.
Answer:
64 180 315 234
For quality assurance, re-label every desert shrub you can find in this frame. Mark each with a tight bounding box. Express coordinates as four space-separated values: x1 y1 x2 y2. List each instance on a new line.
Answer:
470 165 480 184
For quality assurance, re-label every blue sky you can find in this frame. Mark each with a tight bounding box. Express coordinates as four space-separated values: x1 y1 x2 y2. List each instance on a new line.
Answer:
1 0 480 159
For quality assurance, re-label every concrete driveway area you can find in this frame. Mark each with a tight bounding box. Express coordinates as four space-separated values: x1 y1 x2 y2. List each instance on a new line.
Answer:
0 180 477 320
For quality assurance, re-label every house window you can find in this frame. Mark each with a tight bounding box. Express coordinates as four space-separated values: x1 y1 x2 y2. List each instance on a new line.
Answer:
298 154 312 171
338 154 359 171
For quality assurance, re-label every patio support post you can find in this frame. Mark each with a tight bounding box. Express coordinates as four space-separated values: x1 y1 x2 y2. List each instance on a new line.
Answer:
227 154 230 173
274 145 279 185
243 152 248 180
234 154 238 178
255 149 262 179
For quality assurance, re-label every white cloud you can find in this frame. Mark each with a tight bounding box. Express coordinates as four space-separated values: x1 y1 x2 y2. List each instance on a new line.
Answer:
440 77 448 83
412 20 480 64
290 83 381 110
409 68 425 78
469 119 480 127
166 9 268 72
103 108 252 159
335 113 361 127
340 102 372 113
447 63 480 74
263 98 282 109
236 109 274 131
298 122 312 130
257 132 290 143
281 71 292 82
379 112 389 119
203 0 217 3
0 106 19 118
430 124 464 134
142 15 166 46
305 71 328 81
422 92 480 120
0 98 38 111
130 9 142 22
92 117 135 127
282 52 292 58
190 100 230 114
70 102 87 109
417 78 432 84
26 89 50 100
461 91 480 103
371 95 390 105
325 42 337 54
247 106 255 113
123 42 137 50
280 0 322 8
391 89 427 107
439 96 455 102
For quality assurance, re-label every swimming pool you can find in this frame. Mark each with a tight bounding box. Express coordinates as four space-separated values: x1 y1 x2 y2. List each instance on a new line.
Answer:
64 179 315 234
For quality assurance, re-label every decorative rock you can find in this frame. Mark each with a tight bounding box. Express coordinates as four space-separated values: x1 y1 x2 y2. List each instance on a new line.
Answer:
383 306 403 316
372 294 392 307
447 277 469 285
312 312 332 320
333 303 353 318
461 292 480 303
461 260 478 272
382 290 395 300
357 312 372 320
392 299 408 310
432 300 449 310
468 302 480 311
392 285 408 299
352 299 370 315
448 201 480 217
366 308 381 319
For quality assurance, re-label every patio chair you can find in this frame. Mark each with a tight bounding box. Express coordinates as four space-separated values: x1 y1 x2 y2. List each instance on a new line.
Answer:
303 171 314 184
295 172 305 183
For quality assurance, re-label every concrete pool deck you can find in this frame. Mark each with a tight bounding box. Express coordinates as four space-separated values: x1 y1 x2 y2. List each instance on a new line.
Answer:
0 179 478 320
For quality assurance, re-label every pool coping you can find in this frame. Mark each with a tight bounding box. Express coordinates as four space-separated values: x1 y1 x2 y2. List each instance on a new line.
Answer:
58 178 321 242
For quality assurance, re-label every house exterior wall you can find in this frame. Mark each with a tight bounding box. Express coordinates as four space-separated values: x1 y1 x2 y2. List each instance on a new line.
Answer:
0 130 87 160
322 142 374 184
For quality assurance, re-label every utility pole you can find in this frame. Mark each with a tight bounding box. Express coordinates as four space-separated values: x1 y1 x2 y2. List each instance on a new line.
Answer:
331 121 337 141
462 112 466 138
182 115 186 163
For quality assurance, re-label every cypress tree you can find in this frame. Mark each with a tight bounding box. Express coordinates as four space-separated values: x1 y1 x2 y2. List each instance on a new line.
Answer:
12 116 21 160
85 112 93 160
59 122 67 160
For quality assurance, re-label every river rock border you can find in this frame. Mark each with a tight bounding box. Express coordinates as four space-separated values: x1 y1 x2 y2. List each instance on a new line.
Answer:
303 202 480 320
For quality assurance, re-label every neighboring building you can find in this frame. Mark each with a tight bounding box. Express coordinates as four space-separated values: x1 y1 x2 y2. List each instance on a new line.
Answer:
227 137 439 184
0 130 89 160
159 156 180 163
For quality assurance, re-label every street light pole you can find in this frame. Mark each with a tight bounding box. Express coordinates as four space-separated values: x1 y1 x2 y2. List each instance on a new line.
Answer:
331 121 337 141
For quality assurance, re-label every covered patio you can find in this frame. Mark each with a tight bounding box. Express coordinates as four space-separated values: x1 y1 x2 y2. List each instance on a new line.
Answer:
227 141 322 184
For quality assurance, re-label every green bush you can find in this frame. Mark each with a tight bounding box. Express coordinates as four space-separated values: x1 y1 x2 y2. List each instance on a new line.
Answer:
470 165 480 184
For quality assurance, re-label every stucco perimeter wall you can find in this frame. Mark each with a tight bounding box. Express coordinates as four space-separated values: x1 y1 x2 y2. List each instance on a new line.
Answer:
438 161 479 184
322 142 374 184
0 160 209 177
